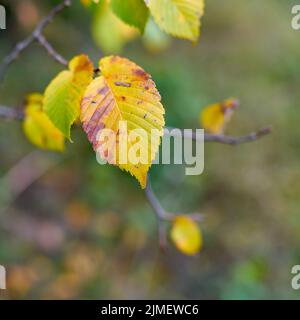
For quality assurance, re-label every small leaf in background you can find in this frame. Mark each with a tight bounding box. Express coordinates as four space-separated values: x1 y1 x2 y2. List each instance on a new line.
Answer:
23 93 65 152
43 55 94 140
110 0 149 33
80 0 100 6
80 0 92 7
170 216 202 256
81 56 165 188
200 98 239 134
142 18 172 53
92 0 138 54
147 0 205 42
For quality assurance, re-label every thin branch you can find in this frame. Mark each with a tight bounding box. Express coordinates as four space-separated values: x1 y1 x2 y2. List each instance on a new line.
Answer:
145 177 169 249
36 34 68 66
0 151 62 213
0 0 71 79
147 125 271 246
145 177 171 221
32 0 72 35
145 179 204 222
166 126 272 145
204 127 272 145
0 105 273 147
0 35 35 80
145 174 203 248
0 105 24 120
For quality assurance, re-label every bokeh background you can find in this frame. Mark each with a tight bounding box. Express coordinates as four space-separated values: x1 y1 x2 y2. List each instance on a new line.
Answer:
0 0 300 299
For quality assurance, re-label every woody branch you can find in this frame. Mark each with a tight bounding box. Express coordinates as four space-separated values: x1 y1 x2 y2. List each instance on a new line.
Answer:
0 0 272 249
0 0 71 80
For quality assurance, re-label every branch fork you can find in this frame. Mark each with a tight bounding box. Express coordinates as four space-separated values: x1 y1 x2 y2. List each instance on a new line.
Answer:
0 0 272 250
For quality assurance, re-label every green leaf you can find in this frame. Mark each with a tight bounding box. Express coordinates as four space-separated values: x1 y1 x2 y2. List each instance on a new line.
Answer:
43 55 94 140
110 0 149 33
142 18 172 53
147 0 205 42
92 1 138 54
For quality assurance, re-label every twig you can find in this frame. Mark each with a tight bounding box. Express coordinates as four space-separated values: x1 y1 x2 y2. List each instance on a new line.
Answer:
35 34 68 66
145 176 169 249
0 150 62 214
0 0 272 252
145 174 203 249
145 176 204 222
0 104 273 150
0 105 24 120
0 0 71 80
145 177 169 221
147 125 271 246
166 126 272 145
204 127 272 145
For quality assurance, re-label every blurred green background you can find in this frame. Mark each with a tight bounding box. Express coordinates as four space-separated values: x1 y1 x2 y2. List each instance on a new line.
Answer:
0 0 300 299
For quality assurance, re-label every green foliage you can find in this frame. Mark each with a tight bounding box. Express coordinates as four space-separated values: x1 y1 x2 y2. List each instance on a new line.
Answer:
92 1 138 54
43 55 94 140
88 0 205 52
142 18 172 53
147 0 205 41
110 0 149 33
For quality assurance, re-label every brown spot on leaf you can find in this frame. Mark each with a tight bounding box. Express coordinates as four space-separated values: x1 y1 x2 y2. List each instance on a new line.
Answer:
110 56 118 63
114 81 131 88
133 69 149 79
98 86 109 95
104 149 108 158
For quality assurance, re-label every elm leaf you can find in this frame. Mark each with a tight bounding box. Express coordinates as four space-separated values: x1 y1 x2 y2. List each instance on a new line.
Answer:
23 93 65 152
200 98 239 134
80 56 165 188
43 54 94 140
110 0 149 33
147 0 205 41
171 216 202 256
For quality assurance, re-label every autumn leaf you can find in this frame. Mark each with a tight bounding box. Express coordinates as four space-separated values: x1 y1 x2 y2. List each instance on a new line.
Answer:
170 216 202 256
110 0 149 33
43 54 94 140
23 93 65 152
200 98 239 134
146 0 205 42
80 56 165 188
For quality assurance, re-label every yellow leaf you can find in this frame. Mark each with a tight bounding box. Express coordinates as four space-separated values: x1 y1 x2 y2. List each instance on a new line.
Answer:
170 216 202 256
92 0 138 54
43 54 94 140
200 98 239 134
147 0 205 42
23 93 65 152
80 56 165 188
